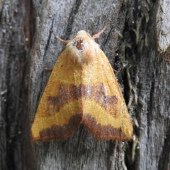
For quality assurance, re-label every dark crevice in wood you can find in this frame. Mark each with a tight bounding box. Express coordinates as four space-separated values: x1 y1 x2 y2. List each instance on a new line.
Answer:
119 2 137 170
122 69 130 105
29 1 36 48
43 17 55 60
106 141 115 170
5 34 16 170
101 26 114 48
5 41 30 170
113 50 123 72
18 55 37 170
64 0 82 39
23 0 36 48
147 80 155 138
125 142 135 170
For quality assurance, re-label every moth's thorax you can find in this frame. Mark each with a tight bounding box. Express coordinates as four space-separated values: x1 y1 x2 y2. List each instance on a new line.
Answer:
66 30 99 64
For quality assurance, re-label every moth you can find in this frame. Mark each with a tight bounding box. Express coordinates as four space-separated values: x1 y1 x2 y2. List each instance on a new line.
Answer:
31 29 133 141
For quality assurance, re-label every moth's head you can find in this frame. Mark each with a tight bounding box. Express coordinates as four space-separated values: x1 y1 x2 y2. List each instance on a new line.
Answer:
70 30 95 52
57 27 106 64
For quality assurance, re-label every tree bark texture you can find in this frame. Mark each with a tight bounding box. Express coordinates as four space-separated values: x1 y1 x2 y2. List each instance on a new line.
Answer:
0 0 36 170
0 0 170 170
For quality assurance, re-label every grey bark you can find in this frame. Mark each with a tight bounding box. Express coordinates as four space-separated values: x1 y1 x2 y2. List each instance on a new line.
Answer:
0 0 36 170
0 0 170 170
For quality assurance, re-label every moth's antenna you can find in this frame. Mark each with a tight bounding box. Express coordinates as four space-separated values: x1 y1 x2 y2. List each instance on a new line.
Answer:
56 36 71 44
92 26 106 39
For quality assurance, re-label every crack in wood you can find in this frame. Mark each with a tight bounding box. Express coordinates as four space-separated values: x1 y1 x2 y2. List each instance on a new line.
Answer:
64 0 82 39
43 16 55 59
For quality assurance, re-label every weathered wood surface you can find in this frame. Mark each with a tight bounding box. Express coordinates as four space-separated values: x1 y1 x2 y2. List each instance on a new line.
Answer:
0 0 170 170
157 0 170 52
157 0 170 61
0 0 36 170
